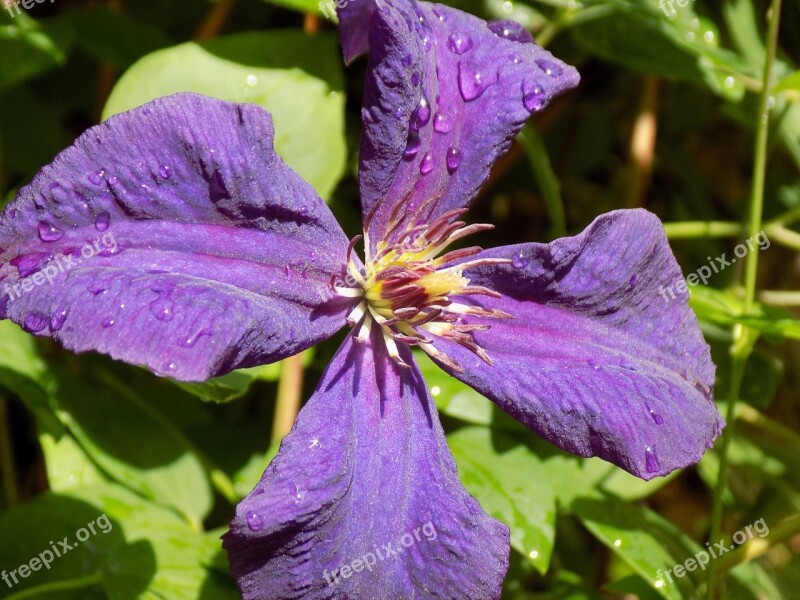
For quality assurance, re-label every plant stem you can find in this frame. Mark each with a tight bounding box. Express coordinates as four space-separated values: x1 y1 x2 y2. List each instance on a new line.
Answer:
663 221 742 239
518 124 567 239
4 572 103 600
0 395 19 507
706 0 782 596
194 0 236 41
272 354 305 442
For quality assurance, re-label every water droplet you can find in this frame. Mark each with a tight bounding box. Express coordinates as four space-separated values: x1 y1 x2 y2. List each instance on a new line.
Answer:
148 297 174 321
649 407 664 425
411 96 431 130
247 512 264 531
535 60 563 77
645 446 660 473
458 62 495 101
50 306 68 332
24 312 48 333
107 175 118 186
419 152 435 175
522 81 546 113
95 211 111 232
432 7 446 21
686 31 696 42
431 385 441 397
724 76 735 88
690 17 700 29
162 361 178 373
159 165 172 180
502 0 514 13
614 538 622 547
401 53 413 67
101 316 115 328
88 170 104 185
38 221 64 243
487 19 533 43
403 133 422 159
629 274 638 286
433 112 454 133
704 30 714 43
447 33 474 55
180 328 210 348
246 74 258 87
512 251 529 268
11 254 49 278
767 95 776 109
446 147 462 173
87 281 108 296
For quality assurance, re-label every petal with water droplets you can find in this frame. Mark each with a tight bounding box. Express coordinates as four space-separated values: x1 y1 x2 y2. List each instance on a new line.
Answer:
224 334 509 599
0 93 352 381
337 0 579 252
431 210 723 479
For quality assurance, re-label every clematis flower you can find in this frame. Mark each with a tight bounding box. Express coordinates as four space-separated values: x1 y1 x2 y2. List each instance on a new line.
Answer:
0 0 723 598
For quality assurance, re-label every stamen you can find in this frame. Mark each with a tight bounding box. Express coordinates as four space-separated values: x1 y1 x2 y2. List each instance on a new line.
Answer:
347 302 367 326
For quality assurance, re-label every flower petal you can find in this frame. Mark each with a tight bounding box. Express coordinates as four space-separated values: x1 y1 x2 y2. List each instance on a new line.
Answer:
223 334 509 599
433 209 722 479
0 93 352 381
339 0 579 251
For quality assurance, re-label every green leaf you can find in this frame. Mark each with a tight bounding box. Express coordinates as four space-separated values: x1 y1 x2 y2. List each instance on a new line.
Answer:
51 373 213 527
774 71 800 93
573 495 701 599
40 432 107 491
448 427 556 573
0 13 72 91
102 31 346 200
691 286 800 340
0 483 234 599
267 0 323 14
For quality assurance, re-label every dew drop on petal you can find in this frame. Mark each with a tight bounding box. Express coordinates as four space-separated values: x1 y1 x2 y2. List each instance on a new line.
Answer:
522 81 546 113
447 33 474 55
149 298 174 322
446 147 462 173
411 96 431 130
87 170 104 185
246 512 263 532
535 59 563 77
419 152 435 175
24 312 48 333
159 165 172 180
645 446 660 473
649 408 664 425
38 221 64 243
401 53 413 67
433 112 454 133
50 306 68 332
95 211 111 232
487 19 533 43
512 251 529 268
404 133 422 159
458 62 494 101
101 316 115 328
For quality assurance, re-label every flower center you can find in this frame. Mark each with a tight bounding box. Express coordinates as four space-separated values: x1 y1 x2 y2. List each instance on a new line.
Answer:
331 207 512 372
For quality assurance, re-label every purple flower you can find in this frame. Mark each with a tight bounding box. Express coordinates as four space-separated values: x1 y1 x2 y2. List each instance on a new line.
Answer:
0 0 723 597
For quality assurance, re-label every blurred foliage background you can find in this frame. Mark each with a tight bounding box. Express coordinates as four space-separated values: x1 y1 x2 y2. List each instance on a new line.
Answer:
0 0 798 598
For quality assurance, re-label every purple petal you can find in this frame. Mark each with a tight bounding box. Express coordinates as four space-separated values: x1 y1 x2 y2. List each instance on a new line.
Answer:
0 93 353 381
338 0 579 251
433 210 722 479
223 334 509 599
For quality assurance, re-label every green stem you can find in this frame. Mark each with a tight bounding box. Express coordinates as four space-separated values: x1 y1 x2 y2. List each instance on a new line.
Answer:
518 124 567 239
706 0 782 596
663 221 742 239
710 515 800 576
0 395 19 507
272 354 305 443
4 572 103 600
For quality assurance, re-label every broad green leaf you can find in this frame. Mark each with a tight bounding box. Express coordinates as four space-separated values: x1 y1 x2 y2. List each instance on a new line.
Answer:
40 431 107 491
51 373 213 527
448 426 556 573
573 495 701 599
102 31 346 200
0 483 234 599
